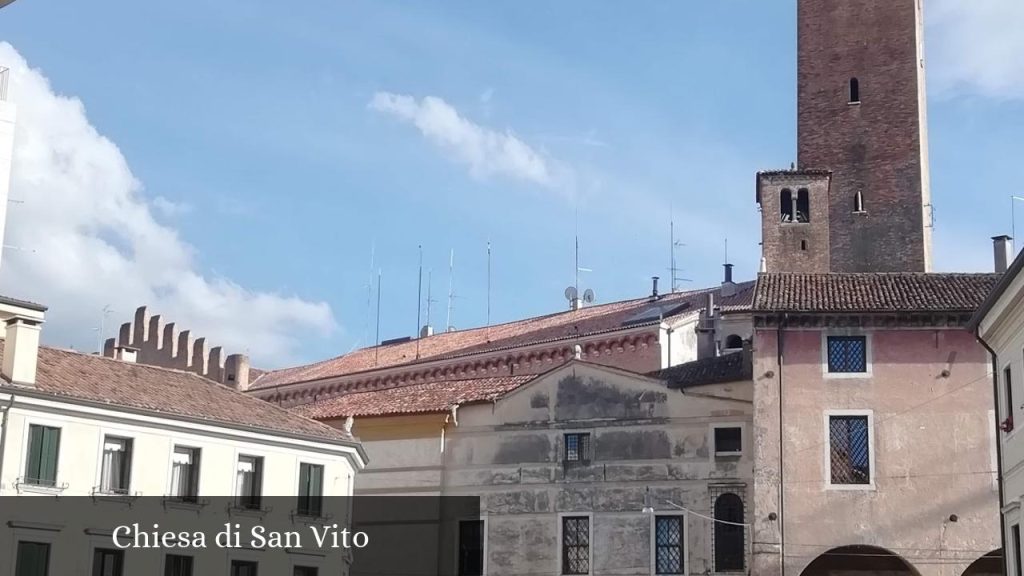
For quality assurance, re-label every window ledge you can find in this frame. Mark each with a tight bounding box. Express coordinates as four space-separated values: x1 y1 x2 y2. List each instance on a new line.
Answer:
229 504 273 518
824 371 872 380
848 101 862 106
853 210 868 215
715 452 743 459
15 479 68 495
291 510 334 525
162 497 211 512
824 483 876 492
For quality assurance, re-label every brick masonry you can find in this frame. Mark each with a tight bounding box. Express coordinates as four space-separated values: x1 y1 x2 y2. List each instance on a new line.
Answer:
762 0 933 273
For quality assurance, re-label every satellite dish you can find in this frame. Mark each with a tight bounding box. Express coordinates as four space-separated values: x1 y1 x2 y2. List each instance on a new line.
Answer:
564 286 578 301
583 289 595 303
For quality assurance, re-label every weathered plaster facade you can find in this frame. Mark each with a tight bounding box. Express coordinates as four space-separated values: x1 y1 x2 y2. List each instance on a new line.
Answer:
752 322 999 576
330 362 754 576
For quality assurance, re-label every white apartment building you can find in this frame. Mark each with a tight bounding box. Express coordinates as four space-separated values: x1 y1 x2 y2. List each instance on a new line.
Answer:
973 236 1024 576
0 295 367 576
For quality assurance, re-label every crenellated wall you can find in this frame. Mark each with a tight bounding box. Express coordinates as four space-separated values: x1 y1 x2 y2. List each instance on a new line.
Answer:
102 305 250 390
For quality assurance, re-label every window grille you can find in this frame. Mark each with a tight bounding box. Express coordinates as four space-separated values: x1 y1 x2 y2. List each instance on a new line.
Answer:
562 517 590 575
827 336 867 373
713 494 745 572
564 433 591 466
655 516 684 574
829 416 871 485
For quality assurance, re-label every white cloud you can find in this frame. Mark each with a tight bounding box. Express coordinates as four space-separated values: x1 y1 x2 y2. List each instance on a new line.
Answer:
0 43 336 367
369 92 572 193
928 0 1024 100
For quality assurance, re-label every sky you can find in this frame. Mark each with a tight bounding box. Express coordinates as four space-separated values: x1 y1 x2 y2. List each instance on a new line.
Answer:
0 1 1021 369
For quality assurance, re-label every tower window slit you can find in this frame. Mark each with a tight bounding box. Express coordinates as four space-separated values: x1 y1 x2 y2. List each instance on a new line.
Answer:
849 78 860 103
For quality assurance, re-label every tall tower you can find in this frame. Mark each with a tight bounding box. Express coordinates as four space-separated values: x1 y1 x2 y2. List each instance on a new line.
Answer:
0 67 16 274
796 0 932 272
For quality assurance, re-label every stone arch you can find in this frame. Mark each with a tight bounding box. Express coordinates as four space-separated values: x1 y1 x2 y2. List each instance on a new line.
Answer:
961 550 1002 576
799 545 919 576
724 334 743 350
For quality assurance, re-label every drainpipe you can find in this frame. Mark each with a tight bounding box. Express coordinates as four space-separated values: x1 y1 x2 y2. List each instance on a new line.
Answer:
0 394 15 494
976 329 1009 576
776 314 788 576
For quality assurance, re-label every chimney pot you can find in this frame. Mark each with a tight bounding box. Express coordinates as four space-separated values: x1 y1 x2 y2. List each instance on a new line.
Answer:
420 325 434 338
651 276 660 298
993 235 1014 274
723 263 734 284
2 316 42 385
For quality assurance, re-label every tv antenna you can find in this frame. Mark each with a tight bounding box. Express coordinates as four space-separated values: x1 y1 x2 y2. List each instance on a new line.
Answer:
668 212 692 291
93 304 114 353
446 249 457 332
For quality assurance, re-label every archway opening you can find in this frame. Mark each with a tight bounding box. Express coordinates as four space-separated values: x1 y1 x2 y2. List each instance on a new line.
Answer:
800 545 917 576
961 550 1002 576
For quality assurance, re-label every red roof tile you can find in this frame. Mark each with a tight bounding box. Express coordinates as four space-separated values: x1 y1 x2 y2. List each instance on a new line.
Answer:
753 273 1001 313
253 282 756 390
649 351 752 389
0 342 354 443
293 375 536 419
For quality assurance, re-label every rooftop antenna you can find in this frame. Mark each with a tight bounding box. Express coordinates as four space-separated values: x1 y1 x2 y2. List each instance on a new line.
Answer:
486 240 492 330
446 249 456 332
416 245 423 358
425 270 436 328
668 209 691 291
375 268 382 365
93 304 113 353
362 241 375 348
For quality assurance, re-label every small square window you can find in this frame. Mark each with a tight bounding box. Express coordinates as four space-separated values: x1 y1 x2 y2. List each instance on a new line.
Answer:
714 427 742 456
564 433 591 466
827 336 867 374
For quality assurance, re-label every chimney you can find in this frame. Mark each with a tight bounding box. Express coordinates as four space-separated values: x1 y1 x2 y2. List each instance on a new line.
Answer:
993 235 1014 274
759 257 767 274
705 292 715 319
651 276 660 299
721 264 737 298
224 354 251 391
2 316 42 385
420 325 434 338
114 346 138 363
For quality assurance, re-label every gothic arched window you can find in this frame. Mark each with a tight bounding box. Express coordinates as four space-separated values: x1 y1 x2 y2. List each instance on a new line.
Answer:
714 493 745 572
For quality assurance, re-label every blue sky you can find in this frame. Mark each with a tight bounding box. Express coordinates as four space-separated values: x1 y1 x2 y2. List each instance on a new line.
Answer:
0 1 1021 367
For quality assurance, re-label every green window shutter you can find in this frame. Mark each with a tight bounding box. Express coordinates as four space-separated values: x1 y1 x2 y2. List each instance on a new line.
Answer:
25 425 43 483
299 463 310 499
16 542 50 576
40 427 60 485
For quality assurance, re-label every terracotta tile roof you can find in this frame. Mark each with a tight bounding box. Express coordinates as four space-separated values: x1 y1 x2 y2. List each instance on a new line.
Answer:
752 273 1001 313
0 342 354 443
0 294 47 312
649 352 752 389
293 375 537 419
253 282 756 390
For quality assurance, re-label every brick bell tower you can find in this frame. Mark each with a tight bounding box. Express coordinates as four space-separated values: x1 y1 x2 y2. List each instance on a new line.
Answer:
759 0 933 273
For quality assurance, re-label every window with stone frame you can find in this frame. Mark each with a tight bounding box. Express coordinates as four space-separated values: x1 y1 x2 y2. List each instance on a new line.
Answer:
561 516 590 575
654 516 684 575
563 433 591 467
829 415 871 485
826 336 867 374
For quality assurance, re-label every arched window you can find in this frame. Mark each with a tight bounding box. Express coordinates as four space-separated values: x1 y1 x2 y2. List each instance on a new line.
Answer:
850 78 860 103
796 189 810 223
854 191 865 213
714 493 745 572
780 189 794 222
724 335 743 350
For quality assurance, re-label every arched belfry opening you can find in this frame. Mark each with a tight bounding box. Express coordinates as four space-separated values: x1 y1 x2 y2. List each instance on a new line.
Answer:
799 545 918 576
781 189 794 222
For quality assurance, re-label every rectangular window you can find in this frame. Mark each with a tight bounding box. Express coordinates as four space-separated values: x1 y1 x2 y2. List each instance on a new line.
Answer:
826 336 867 374
654 516 684 575
714 427 742 456
564 433 591 466
236 456 264 510
100 436 133 494
15 541 50 576
1014 524 1022 576
829 415 871 485
293 568 318 576
561 516 590 575
171 447 200 501
92 548 124 576
458 520 484 576
1006 367 1015 428
24 425 60 486
297 463 324 517
231 560 259 576
164 554 194 576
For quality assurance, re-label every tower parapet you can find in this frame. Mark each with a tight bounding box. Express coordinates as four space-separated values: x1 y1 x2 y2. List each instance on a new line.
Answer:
103 305 251 390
